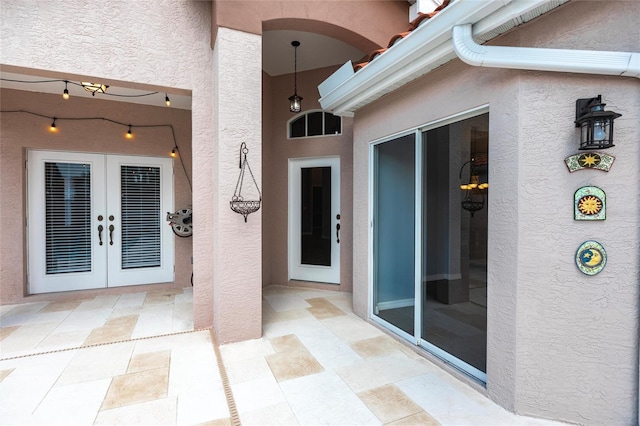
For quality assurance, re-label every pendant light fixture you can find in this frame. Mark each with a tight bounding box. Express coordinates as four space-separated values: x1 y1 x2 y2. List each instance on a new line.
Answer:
288 40 303 113
81 82 108 96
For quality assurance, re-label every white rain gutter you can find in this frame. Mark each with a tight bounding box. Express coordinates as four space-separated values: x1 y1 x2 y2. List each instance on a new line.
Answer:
318 0 639 116
452 24 640 79
318 0 519 116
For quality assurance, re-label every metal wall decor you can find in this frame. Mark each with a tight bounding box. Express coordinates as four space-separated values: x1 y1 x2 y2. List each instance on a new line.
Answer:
575 240 607 275
230 142 262 222
574 186 606 221
565 152 615 173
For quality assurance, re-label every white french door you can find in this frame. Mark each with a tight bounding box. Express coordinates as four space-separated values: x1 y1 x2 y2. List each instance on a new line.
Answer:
27 150 174 294
288 157 340 284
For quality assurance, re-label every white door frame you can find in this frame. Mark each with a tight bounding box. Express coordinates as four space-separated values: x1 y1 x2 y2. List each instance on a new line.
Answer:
288 156 340 284
27 151 107 293
106 155 175 287
27 150 174 294
368 106 490 383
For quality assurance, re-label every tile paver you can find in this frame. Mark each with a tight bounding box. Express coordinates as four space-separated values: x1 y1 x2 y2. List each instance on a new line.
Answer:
0 286 567 425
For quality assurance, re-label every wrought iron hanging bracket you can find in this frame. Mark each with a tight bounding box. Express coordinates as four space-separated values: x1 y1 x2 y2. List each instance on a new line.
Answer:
230 142 262 222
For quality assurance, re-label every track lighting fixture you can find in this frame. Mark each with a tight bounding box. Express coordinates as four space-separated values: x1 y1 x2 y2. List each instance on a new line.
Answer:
62 81 69 100
165 94 171 107
126 125 133 139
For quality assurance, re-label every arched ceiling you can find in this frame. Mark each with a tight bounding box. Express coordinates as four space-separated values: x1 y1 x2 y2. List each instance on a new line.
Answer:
262 30 366 76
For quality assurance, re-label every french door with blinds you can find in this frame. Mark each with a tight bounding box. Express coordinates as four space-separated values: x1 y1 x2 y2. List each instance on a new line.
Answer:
27 151 174 294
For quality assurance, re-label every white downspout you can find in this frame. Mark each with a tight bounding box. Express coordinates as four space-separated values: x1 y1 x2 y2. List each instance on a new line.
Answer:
452 24 640 79
454 22 640 422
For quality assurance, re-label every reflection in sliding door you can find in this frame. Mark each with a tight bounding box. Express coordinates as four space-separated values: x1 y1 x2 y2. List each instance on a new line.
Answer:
373 134 415 335
421 115 488 377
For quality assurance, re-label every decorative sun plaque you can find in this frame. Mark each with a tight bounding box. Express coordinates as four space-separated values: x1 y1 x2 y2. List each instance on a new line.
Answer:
575 240 607 276
574 186 605 221
565 152 615 173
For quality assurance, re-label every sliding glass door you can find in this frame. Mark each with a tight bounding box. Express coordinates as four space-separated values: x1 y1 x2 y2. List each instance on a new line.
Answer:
372 134 416 336
420 116 488 380
372 111 489 381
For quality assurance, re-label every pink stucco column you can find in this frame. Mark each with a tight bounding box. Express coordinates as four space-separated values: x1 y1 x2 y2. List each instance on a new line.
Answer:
210 27 263 343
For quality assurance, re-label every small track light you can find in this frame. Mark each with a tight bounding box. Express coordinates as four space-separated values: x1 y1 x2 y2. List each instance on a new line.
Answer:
126 125 133 139
62 81 69 100
49 118 57 132
165 94 171 107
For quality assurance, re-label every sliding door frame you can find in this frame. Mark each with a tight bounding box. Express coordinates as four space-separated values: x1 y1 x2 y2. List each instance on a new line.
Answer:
369 105 489 382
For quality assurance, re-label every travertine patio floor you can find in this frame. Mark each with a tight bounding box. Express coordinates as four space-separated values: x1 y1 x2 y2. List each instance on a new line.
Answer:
0 286 565 425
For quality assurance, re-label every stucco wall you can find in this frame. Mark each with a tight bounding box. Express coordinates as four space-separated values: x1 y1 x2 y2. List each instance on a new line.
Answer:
263 65 354 292
211 27 263 343
213 0 410 53
1 0 215 327
0 89 192 302
351 1 639 424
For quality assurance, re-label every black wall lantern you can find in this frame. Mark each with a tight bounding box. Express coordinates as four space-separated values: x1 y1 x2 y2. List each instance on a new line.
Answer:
575 95 621 150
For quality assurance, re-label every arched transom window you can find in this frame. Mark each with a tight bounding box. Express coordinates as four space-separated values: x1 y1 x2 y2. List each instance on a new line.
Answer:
288 110 342 139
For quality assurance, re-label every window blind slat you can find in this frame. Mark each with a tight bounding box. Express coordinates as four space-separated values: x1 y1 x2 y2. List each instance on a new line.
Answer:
45 162 92 274
120 165 161 269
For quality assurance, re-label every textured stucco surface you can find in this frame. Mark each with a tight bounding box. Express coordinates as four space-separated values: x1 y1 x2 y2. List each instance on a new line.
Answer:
352 1 639 424
262 65 354 293
213 0 410 53
212 28 263 344
1 0 214 326
0 89 193 302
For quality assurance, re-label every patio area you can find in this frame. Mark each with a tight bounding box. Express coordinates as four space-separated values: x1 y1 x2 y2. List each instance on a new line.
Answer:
0 285 565 425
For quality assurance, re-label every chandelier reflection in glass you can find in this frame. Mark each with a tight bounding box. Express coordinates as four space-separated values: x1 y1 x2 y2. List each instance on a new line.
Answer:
459 156 488 217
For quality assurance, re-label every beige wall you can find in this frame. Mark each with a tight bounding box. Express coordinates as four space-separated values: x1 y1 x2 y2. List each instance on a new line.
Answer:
0 88 192 303
211 27 263 343
0 0 215 328
352 1 639 424
263 65 353 292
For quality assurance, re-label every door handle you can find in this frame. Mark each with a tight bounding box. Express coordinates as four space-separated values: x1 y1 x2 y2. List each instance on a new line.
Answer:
98 224 104 246
109 224 114 245
336 223 341 244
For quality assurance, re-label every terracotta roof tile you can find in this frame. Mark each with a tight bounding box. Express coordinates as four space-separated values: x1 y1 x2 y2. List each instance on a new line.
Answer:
388 31 412 46
353 0 451 72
